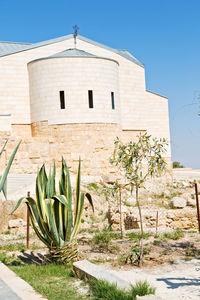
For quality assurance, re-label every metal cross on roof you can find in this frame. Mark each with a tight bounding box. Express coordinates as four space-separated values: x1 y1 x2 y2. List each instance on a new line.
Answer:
73 25 79 48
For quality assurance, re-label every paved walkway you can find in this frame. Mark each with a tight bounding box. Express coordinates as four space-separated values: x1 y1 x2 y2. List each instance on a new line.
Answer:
0 262 47 300
173 169 200 180
109 259 200 300
0 279 21 300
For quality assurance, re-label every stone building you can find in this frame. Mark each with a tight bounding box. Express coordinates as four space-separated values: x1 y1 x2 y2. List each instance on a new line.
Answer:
0 34 171 175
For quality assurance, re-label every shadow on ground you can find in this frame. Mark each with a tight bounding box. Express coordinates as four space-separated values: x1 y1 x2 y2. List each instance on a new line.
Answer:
157 276 200 290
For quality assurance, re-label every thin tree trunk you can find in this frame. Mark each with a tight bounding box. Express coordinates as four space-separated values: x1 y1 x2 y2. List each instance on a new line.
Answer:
136 184 143 266
119 188 123 239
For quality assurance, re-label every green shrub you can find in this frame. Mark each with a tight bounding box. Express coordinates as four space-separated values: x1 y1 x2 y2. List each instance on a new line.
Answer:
89 279 155 300
127 231 152 241
90 227 120 251
162 229 184 240
10 158 94 263
173 161 184 168
131 280 156 297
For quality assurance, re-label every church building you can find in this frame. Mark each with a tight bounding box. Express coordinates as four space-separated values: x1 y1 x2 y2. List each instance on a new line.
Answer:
0 32 171 175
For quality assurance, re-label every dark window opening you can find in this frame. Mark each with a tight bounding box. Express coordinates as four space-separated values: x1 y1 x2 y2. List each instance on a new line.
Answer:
60 91 65 109
111 92 115 109
88 90 93 108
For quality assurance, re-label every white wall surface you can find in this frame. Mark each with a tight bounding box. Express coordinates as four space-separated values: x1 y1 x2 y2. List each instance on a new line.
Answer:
28 56 120 124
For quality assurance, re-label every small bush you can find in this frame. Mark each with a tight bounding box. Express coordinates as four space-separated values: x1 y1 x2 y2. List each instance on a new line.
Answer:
90 230 111 250
127 231 152 241
153 239 161 246
173 161 184 168
125 245 150 265
90 227 121 251
89 279 155 300
131 280 156 297
162 229 184 240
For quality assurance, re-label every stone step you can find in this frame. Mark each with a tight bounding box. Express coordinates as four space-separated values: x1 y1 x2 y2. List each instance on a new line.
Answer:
73 259 130 289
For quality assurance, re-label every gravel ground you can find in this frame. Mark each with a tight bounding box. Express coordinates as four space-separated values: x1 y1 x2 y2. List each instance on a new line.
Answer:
109 259 200 300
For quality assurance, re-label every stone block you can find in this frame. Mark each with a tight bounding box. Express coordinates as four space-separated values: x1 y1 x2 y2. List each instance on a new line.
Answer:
170 197 186 208
8 218 26 229
73 259 130 290
126 197 136 206
187 199 196 207
136 296 163 300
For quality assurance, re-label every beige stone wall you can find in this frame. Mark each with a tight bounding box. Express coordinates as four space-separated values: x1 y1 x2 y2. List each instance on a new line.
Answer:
0 115 11 131
0 120 171 175
146 91 171 158
1 122 122 175
0 35 171 168
28 56 120 125
0 36 146 128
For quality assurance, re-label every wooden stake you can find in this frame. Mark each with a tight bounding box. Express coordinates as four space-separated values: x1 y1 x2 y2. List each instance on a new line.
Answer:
156 211 158 236
26 191 30 249
119 188 123 239
195 183 200 233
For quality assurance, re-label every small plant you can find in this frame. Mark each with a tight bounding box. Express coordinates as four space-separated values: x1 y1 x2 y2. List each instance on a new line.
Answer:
185 244 200 257
0 140 21 198
131 280 156 297
4 230 11 235
11 158 94 263
0 242 25 252
125 245 149 265
173 161 184 168
127 231 152 241
162 229 184 240
90 227 120 252
110 133 167 265
90 230 111 250
153 239 161 246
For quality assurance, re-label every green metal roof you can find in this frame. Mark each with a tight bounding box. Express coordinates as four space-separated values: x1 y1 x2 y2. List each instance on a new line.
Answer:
0 34 144 67
29 48 119 65
0 41 32 56
49 48 96 58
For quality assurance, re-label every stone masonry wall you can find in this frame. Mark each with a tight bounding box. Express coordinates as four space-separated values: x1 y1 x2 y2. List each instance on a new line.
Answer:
0 122 139 175
0 122 171 175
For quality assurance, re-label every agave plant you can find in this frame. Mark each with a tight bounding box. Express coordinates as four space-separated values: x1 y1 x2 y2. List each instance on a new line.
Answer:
11 158 93 263
0 140 21 198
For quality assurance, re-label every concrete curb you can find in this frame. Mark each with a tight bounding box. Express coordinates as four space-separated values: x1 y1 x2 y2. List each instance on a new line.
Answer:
73 259 130 289
73 260 163 300
0 262 47 300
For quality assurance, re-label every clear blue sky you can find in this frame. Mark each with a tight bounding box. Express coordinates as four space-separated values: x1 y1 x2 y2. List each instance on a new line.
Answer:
1 0 200 168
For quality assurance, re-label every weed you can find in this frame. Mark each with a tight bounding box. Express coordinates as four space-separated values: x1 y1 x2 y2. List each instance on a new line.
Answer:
153 239 161 246
165 192 182 200
4 230 11 235
162 229 184 240
127 231 152 241
11 263 91 300
0 242 44 252
185 245 200 257
90 230 111 250
98 210 104 216
132 280 156 297
90 215 100 224
89 279 155 300
123 200 133 207
125 245 150 265
90 257 114 264
86 183 100 191
88 228 97 234
90 228 121 251
169 259 175 264
0 253 21 265
0 243 25 252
